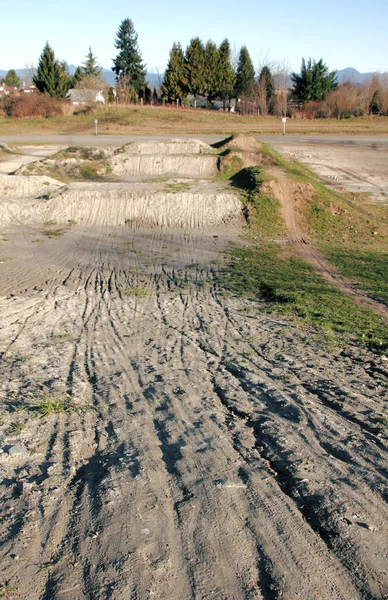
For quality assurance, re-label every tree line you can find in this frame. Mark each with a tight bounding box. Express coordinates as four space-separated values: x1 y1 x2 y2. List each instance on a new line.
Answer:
2 17 388 118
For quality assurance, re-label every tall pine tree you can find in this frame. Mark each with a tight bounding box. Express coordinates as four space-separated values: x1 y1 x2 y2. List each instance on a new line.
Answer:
83 47 102 77
33 42 68 98
162 42 187 104
217 39 235 109
185 37 205 108
112 18 147 95
291 58 338 103
258 66 275 114
203 41 219 104
235 46 255 99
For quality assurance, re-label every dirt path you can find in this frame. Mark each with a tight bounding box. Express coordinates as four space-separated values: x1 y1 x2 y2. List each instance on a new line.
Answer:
267 166 388 321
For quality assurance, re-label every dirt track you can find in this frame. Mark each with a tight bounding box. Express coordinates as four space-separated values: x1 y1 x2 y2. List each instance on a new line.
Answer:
0 141 387 600
267 167 388 321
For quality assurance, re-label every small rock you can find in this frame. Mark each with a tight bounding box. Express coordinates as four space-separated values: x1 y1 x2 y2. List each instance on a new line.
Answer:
367 524 378 532
7 445 29 456
141 528 150 535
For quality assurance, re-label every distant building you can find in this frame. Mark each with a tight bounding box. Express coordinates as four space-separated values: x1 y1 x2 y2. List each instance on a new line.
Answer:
67 89 105 105
22 82 36 93
0 84 18 97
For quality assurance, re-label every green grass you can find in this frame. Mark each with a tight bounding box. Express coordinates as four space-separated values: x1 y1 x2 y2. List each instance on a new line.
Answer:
163 181 193 193
221 245 387 349
32 395 72 418
219 164 388 352
121 286 149 297
259 143 388 304
8 421 26 434
42 228 66 238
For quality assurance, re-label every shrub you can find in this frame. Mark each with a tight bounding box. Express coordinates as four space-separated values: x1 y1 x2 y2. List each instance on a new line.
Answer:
2 93 65 118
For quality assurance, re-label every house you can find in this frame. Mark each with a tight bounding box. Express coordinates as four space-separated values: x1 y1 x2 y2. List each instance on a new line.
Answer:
0 84 19 97
67 89 105 105
22 82 36 93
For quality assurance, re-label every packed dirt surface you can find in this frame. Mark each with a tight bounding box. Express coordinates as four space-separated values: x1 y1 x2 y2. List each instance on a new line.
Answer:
0 139 387 600
0 144 63 176
273 140 388 203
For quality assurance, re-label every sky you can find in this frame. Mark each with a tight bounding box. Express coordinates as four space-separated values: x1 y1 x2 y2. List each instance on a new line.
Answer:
1 0 388 74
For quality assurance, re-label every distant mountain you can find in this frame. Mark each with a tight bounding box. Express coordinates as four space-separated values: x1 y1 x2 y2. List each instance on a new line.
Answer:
336 67 380 84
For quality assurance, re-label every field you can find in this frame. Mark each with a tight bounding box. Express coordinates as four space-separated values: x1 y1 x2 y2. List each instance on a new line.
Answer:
0 135 387 600
1 104 388 136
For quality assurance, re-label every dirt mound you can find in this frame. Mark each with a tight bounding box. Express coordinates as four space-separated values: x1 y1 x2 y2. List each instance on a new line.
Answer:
118 138 212 155
18 146 113 182
0 174 64 198
110 154 218 177
263 178 316 212
0 184 242 229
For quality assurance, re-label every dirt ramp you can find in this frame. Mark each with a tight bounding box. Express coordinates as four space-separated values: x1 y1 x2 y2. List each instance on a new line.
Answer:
0 186 242 228
119 138 213 155
0 174 64 198
111 154 218 177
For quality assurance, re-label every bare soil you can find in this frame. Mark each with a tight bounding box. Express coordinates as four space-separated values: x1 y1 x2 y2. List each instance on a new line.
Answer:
0 141 387 600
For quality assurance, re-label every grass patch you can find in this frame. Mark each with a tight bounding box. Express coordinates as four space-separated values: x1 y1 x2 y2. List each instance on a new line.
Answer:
1 106 388 136
221 245 387 350
121 287 149 297
42 228 66 238
8 421 26 434
32 394 73 418
0 256 12 263
260 143 388 304
48 333 75 346
219 163 388 352
163 181 193 193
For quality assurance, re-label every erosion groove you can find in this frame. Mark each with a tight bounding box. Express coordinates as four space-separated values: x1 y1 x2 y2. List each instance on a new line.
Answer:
0 138 386 600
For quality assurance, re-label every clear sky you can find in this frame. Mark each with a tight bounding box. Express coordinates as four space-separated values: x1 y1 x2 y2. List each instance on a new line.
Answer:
1 0 387 74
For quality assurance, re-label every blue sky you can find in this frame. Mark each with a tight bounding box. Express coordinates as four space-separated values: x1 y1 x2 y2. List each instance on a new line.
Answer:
1 0 387 73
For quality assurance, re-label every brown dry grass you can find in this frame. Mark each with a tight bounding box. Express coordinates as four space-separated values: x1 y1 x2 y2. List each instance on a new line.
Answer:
1 104 388 136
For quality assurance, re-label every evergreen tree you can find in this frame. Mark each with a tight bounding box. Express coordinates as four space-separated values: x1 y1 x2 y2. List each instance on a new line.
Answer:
33 42 68 97
72 65 84 87
83 47 102 77
217 39 235 109
204 40 219 104
258 66 275 114
112 18 147 95
235 46 255 98
59 60 74 92
5 69 20 88
291 58 338 103
185 37 205 108
162 42 187 103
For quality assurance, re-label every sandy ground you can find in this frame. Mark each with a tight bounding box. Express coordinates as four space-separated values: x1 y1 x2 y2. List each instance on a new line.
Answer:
0 141 387 600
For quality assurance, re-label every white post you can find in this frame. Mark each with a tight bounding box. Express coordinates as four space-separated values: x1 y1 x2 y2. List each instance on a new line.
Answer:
94 119 98 136
282 116 286 135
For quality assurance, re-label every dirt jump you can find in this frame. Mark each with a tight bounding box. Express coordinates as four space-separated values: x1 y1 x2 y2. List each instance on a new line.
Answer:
0 139 387 600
